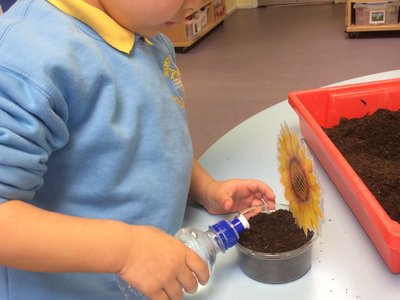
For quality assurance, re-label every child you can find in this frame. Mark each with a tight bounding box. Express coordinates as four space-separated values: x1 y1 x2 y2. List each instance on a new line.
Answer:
0 1 275 299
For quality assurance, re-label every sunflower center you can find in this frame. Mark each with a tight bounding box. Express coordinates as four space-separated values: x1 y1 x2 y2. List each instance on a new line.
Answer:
289 157 309 203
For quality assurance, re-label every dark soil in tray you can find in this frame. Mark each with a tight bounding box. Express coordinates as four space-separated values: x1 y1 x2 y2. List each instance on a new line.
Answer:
239 209 313 253
323 109 400 223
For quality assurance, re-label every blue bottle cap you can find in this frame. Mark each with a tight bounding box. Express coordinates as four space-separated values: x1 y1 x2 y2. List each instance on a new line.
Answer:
231 215 250 232
211 216 248 249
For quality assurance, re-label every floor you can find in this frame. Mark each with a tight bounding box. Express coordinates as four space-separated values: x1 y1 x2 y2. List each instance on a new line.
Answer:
175 3 400 158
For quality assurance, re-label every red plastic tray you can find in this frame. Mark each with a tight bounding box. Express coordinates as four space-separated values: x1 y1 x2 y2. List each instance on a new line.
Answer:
288 78 400 273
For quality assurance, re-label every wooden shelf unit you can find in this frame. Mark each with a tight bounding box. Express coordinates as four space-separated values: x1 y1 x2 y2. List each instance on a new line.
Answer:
161 0 226 51
345 0 400 37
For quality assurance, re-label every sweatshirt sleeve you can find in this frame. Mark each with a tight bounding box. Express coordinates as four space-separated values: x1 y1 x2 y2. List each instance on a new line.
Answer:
0 68 69 202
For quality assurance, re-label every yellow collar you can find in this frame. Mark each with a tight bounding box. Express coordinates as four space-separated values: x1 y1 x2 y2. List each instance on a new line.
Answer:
47 0 152 53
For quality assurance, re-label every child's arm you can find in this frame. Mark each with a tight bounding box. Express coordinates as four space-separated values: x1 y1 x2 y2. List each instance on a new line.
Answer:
189 160 276 214
0 200 208 299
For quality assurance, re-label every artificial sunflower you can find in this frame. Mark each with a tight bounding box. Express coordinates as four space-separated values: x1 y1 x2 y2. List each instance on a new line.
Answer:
277 122 323 235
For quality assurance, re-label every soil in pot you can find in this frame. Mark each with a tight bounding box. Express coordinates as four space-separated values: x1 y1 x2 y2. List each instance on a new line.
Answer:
239 209 313 253
237 209 316 283
322 108 400 223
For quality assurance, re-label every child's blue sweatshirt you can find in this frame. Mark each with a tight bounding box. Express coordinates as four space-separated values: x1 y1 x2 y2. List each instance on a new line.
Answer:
0 0 192 299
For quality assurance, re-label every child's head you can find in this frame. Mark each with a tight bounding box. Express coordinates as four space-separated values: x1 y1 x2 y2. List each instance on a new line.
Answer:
85 0 203 37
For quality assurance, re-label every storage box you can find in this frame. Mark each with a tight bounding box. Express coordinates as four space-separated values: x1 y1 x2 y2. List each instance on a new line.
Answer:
288 78 400 273
200 6 209 27
354 1 400 25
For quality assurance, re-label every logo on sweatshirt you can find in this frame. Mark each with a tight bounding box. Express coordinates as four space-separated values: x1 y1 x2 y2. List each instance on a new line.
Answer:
163 55 185 109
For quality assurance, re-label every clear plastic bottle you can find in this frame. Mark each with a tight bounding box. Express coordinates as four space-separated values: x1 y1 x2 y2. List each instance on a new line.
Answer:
174 213 250 275
116 201 267 299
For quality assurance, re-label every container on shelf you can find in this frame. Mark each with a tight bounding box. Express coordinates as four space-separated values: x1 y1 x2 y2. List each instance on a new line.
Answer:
192 12 202 38
184 18 194 41
213 0 225 20
288 78 400 273
354 1 400 25
200 6 209 27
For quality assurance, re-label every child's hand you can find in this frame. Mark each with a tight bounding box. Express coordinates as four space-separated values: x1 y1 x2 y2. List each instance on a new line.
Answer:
199 179 276 215
118 225 209 300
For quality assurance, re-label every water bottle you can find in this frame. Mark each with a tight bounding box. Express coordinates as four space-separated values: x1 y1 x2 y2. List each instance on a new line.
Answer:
174 213 250 275
116 201 268 299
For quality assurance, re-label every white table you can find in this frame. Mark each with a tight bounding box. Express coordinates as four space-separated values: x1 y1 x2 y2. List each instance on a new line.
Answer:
183 70 400 300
